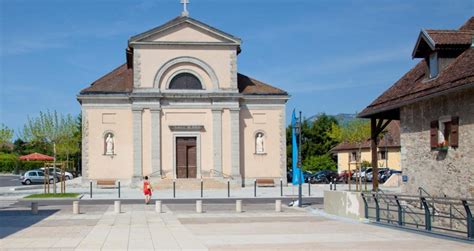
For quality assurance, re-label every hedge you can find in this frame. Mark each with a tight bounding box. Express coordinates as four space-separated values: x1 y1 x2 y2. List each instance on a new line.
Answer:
0 153 51 173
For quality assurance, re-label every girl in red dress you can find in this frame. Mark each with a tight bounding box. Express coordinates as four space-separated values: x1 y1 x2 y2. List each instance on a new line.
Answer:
143 176 152 204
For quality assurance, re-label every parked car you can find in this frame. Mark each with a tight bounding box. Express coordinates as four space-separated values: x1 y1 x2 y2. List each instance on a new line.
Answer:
338 170 351 183
380 169 402 183
40 167 74 180
286 170 311 183
352 168 372 180
309 170 338 184
366 168 389 182
20 170 58 185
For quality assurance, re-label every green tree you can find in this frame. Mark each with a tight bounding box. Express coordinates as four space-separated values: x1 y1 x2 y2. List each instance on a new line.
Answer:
21 111 80 159
56 114 80 170
303 154 337 173
0 124 14 144
286 113 340 170
329 119 371 173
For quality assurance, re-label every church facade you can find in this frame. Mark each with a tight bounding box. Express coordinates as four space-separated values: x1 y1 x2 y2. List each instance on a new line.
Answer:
77 15 289 186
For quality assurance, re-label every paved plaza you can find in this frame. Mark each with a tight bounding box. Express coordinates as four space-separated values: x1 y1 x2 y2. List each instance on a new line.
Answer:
0 200 472 250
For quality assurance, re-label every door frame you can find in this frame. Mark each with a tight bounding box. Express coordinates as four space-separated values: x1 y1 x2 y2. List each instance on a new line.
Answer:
172 132 201 179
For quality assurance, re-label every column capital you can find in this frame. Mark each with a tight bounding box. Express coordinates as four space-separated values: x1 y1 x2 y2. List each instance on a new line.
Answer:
150 107 162 112
132 106 144 112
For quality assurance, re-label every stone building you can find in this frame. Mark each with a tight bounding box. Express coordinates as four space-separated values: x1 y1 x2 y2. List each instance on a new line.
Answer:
359 17 474 197
77 12 289 187
331 121 401 174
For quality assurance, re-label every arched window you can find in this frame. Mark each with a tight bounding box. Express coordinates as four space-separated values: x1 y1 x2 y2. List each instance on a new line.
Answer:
169 73 202 90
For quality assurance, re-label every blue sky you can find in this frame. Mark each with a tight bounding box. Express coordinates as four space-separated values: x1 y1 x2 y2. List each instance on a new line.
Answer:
0 0 472 137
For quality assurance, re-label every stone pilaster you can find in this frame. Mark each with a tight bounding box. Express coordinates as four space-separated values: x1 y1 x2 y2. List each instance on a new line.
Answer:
132 108 143 179
230 51 238 90
230 108 241 178
133 50 141 87
212 109 223 177
81 111 89 182
150 108 161 177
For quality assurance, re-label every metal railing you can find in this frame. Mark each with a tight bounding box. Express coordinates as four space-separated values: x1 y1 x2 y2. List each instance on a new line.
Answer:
361 191 474 240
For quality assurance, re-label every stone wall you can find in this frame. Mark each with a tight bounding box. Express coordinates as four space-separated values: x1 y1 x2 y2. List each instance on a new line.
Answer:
324 190 365 220
400 88 474 198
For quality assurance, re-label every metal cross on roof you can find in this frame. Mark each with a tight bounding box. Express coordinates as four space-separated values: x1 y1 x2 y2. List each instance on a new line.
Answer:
180 0 189 17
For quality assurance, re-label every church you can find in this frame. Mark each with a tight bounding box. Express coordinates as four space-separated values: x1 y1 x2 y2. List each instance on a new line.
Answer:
77 6 289 187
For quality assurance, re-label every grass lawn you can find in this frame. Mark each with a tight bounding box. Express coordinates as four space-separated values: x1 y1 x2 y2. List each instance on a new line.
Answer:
24 193 81 199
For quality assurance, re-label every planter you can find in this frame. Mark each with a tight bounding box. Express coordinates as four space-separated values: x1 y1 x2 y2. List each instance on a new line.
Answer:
432 146 449 151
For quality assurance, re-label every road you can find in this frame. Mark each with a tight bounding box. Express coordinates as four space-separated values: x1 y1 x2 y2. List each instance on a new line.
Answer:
0 175 21 187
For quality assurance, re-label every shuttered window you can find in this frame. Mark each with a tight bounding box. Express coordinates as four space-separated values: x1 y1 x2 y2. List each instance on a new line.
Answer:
430 121 438 149
430 116 459 150
450 116 459 147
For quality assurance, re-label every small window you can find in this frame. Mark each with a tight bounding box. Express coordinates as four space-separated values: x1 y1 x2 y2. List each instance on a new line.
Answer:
169 73 202 90
429 52 438 78
349 151 358 162
378 150 387 160
38 172 44 177
29 172 37 177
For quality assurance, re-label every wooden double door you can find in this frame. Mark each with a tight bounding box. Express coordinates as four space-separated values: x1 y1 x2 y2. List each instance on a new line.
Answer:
176 137 197 178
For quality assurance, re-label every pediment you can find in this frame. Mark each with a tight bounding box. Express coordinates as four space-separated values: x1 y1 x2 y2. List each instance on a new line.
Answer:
129 16 241 46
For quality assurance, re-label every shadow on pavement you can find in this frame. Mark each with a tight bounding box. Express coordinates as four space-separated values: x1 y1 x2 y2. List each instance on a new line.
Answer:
0 209 59 239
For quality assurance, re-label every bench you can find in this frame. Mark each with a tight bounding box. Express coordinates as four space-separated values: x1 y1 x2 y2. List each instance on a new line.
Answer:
96 179 117 188
256 178 275 187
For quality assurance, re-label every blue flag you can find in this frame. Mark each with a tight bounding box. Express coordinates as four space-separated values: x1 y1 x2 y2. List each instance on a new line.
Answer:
292 110 302 185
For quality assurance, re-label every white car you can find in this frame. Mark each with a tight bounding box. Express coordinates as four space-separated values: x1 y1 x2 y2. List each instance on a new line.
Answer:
40 167 74 180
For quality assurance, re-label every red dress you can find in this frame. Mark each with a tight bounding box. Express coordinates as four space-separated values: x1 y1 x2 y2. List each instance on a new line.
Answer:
143 181 152 195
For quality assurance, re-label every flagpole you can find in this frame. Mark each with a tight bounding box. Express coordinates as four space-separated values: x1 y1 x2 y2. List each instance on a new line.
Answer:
298 111 302 207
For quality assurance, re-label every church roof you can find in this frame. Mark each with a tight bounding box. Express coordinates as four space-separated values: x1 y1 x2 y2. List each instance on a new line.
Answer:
79 64 287 96
129 16 241 49
359 17 474 119
80 64 133 94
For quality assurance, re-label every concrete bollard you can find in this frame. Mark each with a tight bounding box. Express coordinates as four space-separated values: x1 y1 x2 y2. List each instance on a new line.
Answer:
114 201 121 214
275 199 282 212
155 200 162 213
236 200 242 213
196 200 203 213
31 202 38 215
73 201 80 214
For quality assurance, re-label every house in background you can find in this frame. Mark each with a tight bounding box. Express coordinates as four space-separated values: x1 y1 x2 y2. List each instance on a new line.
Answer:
359 17 474 197
331 121 401 174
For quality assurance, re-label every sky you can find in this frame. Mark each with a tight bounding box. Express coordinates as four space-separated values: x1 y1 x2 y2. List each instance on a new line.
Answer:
0 0 473 137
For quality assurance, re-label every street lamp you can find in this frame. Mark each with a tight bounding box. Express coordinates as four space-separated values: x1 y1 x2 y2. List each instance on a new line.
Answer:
294 111 303 207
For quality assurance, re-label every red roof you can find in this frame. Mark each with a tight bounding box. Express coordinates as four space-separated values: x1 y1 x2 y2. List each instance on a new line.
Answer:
359 17 474 119
19 153 54 161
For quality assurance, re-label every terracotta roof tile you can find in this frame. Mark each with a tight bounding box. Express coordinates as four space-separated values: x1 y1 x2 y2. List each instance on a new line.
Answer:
79 65 287 96
426 30 473 46
80 64 133 94
237 73 287 95
459 17 474 31
360 48 474 117
359 17 474 118
331 121 400 151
